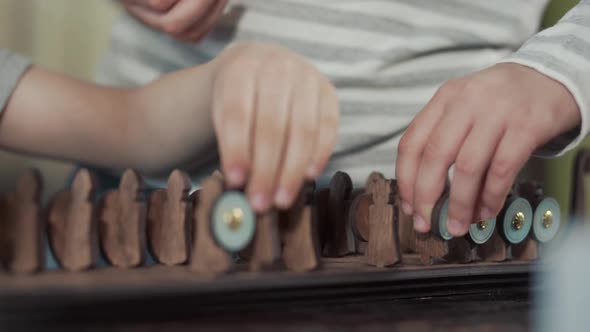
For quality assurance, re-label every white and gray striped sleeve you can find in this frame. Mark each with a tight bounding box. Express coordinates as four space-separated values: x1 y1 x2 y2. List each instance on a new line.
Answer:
500 0 590 157
0 48 31 113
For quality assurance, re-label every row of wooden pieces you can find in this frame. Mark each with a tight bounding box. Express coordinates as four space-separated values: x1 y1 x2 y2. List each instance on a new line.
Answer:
0 167 551 275
415 181 559 265
0 168 319 274
316 172 559 266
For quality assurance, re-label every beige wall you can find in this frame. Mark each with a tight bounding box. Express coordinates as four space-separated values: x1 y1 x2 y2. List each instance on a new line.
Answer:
0 0 120 199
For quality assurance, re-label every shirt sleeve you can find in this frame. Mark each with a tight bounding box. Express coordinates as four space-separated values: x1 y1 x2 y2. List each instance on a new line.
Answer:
0 48 32 113
499 0 590 157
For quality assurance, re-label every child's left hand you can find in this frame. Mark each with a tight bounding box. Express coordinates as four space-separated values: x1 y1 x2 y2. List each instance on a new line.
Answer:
395 63 581 237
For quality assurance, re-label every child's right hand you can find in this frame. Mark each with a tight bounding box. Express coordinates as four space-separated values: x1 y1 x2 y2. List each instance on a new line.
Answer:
119 0 227 42
210 43 339 212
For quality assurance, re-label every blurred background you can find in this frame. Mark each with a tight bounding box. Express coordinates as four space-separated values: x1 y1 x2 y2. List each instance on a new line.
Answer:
0 0 585 218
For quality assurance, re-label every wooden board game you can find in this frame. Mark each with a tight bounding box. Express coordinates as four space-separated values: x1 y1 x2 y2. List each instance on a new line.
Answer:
0 167 557 326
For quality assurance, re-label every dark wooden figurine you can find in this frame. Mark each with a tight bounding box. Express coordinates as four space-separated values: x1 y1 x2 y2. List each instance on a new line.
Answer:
323 171 356 257
366 177 401 267
475 228 508 262
415 194 471 265
48 169 98 271
189 174 233 274
0 169 44 273
282 183 321 272
147 169 192 265
249 209 281 272
99 169 146 268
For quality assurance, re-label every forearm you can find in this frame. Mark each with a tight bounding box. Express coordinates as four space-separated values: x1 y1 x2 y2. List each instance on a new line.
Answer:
0 63 218 174
125 62 216 175
0 66 139 169
500 0 590 156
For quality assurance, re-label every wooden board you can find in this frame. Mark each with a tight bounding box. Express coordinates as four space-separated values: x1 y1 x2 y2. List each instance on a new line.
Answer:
0 255 533 321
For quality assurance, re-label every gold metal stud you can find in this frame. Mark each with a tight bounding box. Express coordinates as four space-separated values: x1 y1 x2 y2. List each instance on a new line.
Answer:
477 220 488 230
512 212 525 231
542 210 553 229
223 208 244 231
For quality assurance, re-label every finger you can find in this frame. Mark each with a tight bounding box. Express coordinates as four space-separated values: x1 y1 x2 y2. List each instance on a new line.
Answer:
274 69 320 209
305 79 339 179
396 83 456 218
446 117 505 236
247 58 294 212
413 103 472 233
479 128 536 219
123 4 167 29
212 56 259 189
121 0 178 12
178 0 227 42
160 0 216 36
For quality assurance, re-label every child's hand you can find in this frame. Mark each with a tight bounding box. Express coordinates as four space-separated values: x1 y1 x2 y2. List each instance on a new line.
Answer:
132 42 339 212
211 43 339 212
395 63 580 237
120 0 227 42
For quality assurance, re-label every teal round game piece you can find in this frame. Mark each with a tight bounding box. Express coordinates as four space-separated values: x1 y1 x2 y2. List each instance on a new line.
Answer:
210 191 256 253
469 218 496 244
532 197 560 243
432 196 453 240
501 197 533 244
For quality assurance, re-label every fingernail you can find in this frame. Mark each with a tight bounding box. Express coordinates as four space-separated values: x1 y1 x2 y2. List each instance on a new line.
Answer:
447 218 466 236
274 189 292 208
401 201 413 215
250 192 269 212
414 215 428 232
480 207 494 220
227 167 245 187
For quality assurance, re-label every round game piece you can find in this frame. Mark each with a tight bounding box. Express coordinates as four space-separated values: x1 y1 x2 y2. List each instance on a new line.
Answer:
532 197 561 243
500 197 533 244
210 191 256 253
468 218 496 244
431 195 453 241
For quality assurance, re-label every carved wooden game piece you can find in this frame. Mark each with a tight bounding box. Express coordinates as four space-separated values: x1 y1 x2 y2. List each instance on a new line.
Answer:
249 210 281 272
282 183 321 272
497 195 533 260
511 236 537 261
349 193 371 241
189 175 233 274
147 169 191 265
475 227 508 262
366 177 401 267
323 171 356 257
389 179 416 254
0 170 44 273
515 182 560 260
314 188 330 251
48 169 98 271
365 172 385 194
415 194 472 265
99 169 146 268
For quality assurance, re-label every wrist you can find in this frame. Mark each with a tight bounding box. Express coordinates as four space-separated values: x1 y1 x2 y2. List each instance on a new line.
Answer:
124 63 217 175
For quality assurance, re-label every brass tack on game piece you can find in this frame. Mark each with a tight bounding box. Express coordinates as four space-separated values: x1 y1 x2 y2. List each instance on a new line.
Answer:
500 197 533 244
211 191 256 253
223 208 244 231
532 197 560 243
543 211 552 229
512 212 525 231
469 217 496 245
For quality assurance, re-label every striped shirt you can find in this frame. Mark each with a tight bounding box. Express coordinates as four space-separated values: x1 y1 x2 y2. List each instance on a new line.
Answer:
95 0 590 186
